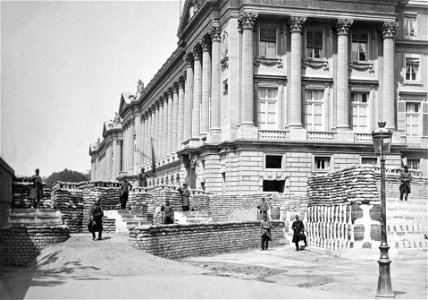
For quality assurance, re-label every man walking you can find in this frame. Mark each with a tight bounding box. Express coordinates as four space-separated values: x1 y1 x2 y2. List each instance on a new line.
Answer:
89 199 104 240
399 165 412 201
292 215 307 251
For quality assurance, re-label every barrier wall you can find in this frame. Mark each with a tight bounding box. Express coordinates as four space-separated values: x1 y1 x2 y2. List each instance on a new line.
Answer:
0 225 70 266
129 221 286 259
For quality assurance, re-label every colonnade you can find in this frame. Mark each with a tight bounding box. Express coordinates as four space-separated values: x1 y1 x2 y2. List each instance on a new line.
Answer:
118 13 398 176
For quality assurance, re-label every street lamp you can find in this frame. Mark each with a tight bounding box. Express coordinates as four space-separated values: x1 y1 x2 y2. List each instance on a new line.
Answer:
372 121 394 298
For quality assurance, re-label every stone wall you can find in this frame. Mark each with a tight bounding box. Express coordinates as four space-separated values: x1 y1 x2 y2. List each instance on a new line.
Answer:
129 221 286 259
0 158 14 228
0 225 70 266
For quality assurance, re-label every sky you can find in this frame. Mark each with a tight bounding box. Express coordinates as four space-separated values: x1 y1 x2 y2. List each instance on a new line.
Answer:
1 0 183 177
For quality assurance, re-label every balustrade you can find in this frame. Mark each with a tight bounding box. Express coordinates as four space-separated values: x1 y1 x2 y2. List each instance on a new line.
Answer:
258 130 287 141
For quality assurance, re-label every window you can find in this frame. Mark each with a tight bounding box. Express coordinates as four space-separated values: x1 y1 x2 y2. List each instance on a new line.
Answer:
351 92 370 132
314 156 331 172
265 155 282 169
352 33 368 62
263 180 285 192
259 27 277 57
407 159 420 170
306 29 323 59
404 15 417 38
305 90 324 131
405 57 420 82
406 103 420 137
257 87 278 130
361 157 377 166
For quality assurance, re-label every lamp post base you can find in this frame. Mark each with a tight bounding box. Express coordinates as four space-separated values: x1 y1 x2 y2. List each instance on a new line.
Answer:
376 245 394 298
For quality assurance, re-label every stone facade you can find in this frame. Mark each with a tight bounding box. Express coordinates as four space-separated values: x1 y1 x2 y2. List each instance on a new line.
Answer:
0 158 14 227
89 0 427 194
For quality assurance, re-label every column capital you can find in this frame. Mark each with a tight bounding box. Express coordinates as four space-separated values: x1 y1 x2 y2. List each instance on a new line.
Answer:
163 92 169 102
167 86 174 96
208 26 221 42
200 35 211 52
133 107 142 116
336 19 353 35
382 21 399 38
238 12 258 33
173 81 179 93
289 16 306 33
184 52 194 67
192 44 202 60
178 75 185 88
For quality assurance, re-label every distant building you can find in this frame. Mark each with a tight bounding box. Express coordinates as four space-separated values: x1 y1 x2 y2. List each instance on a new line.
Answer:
90 0 427 193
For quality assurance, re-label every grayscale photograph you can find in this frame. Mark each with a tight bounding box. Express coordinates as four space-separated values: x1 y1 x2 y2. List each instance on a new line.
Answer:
0 0 427 299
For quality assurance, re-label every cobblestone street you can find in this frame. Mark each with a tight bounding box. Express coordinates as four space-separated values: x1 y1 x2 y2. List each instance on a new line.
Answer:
1 233 426 299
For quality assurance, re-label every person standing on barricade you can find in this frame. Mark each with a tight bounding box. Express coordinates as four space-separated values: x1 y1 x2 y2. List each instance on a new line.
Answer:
29 168 43 208
260 214 272 250
138 168 147 188
178 183 190 211
399 165 412 201
119 178 133 209
163 200 174 224
257 197 269 220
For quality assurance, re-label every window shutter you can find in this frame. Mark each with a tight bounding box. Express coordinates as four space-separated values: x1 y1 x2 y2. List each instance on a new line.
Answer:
397 101 406 134
422 102 428 136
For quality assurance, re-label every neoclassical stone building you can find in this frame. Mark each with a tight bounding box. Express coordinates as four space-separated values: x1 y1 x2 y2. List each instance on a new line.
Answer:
90 0 427 193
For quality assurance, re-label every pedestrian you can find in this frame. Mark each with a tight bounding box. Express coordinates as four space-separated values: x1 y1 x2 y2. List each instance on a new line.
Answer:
119 178 133 209
292 215 307 251
260 214 272 251
177 183 190 211
138 168 147 187
29 169 43 208
163 200 174 224
399 165 412 201
88 199 104 240
257 197 269 220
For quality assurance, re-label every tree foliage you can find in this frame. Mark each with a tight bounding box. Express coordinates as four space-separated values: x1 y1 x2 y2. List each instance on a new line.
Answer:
45 168 90 188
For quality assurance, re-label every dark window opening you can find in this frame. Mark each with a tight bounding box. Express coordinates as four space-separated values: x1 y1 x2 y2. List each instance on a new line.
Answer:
266 155 282 169
263 180 285 192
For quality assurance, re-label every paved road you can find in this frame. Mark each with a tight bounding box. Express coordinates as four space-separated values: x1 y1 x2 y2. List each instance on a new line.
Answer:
0 233 426 299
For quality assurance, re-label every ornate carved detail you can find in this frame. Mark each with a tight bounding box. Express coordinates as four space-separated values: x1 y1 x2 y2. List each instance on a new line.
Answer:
178 76 185 88
208 26 221 41
220 56 229 71
182 70 187 81
137 79 144 94
167 86 174 96
289 16 306 33
382 21 399 38
238 12 258 33
336 19 353 35
302 58 329 71
173 81 179 93
349 61 374 73
200 35 211 52
255 57 283 68
221 31 229 58
163 92 169 101
184 52 194 66
192 43 202 60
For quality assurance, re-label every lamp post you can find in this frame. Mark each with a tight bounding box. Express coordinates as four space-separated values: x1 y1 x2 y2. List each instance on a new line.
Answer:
372 121 394 298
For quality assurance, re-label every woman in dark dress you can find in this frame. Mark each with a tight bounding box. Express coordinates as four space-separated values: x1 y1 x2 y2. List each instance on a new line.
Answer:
292 215 307 251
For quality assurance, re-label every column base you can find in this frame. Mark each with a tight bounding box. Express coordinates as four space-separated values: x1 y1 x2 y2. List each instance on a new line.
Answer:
208 128 222 144
237 124 258 140
288 127 307 141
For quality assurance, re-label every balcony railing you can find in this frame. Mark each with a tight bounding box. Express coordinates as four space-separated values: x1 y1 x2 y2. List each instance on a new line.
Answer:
354 132 372 143
258 130 287 141
401 136 427 148
307 131 336 141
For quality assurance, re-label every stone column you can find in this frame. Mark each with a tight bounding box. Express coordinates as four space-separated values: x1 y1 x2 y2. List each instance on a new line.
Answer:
201 35 211 138
123 123 128 172
172 82 179 153
177 75 185 148
116 139 122 178
192 44 202 139
184 54 194 142
382 21 398 131
238 12 258 139
158 98 164 160
289 16 306 128
111 137 117 180
167 88 174 156
141 114 146 168
209 25 221 142
144 111 150 169
336 19 353 130
163 93 169 160
134 110 141 174
129 117 135 173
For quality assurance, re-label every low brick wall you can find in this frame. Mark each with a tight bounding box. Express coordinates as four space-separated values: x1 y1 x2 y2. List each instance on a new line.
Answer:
129 221 286 259
0 225 70 266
